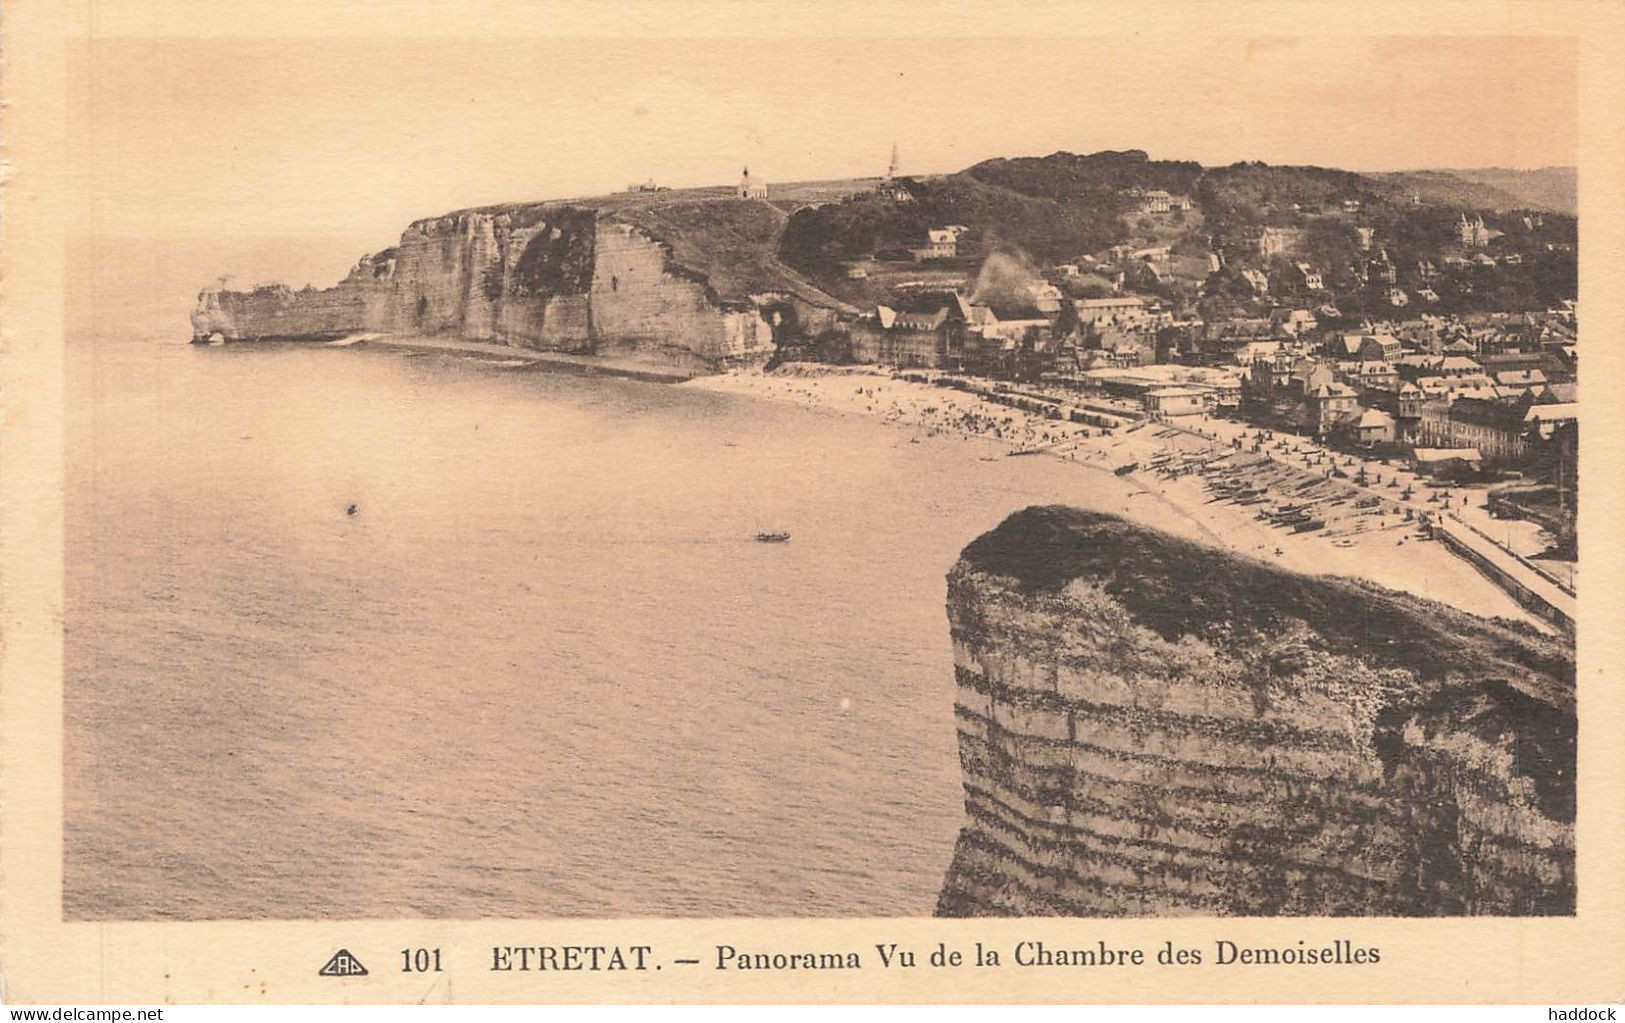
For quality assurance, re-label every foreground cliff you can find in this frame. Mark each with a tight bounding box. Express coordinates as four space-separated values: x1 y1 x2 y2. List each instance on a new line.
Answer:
190 193 851 372
937 506 1575 917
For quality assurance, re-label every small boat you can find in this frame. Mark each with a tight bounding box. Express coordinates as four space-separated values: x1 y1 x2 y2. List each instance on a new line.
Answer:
754 532 791 543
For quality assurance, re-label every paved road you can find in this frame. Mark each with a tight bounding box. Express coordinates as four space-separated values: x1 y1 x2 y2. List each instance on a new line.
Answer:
1434 514 1577 626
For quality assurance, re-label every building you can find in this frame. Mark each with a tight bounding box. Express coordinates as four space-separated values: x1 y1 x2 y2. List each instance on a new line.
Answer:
1306 382 1359 435
1438 355 1484 378
1416 397 1532 465
1133 190 1194 215
1069 296 1146 327
1026 282 1064 314
1144 386 1208 419
848 293 974 369
1295 263 1325 291
1254 227 1303 258
911 228 959 262
876 143 914 202
1397 382 1426 421
1139 190 1174 214
1398 351 1446 377
1412 447 1484 479
1355 361 1399 392
1337 333 1403 362
1352 408 1397 446
1524 402 1579 440
1495 368 1548 390
1290 357 1337 398
1245 352 1299 403
1458 213 1491 247
1271 308 1319 336
737 166 768 200
1413 376 1453 399
1079 365 1237 407
1371 249 1398 284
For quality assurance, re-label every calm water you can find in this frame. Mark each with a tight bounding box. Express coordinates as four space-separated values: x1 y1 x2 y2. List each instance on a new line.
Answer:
63 322 1143 920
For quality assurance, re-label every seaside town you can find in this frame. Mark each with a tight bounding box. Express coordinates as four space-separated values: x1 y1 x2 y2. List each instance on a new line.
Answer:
696 149 1579 630
189 145 1580 631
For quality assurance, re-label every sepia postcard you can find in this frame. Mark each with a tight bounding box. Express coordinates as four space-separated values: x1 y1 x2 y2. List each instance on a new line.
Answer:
2 0 1623 1005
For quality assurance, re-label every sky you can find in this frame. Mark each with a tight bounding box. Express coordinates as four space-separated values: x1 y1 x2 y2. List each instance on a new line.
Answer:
67 25 1578 274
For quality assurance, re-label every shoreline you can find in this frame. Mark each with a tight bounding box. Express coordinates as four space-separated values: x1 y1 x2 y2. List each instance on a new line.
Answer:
276 338 1554 631
295 333 704 384
684 363 1550 630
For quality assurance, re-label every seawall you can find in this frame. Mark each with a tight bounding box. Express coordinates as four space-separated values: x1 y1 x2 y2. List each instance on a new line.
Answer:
190 199 847 372
937 505 1575 917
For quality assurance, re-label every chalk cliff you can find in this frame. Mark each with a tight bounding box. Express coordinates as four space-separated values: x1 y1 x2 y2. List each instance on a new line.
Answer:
190 197 849 372
937 506 1575 917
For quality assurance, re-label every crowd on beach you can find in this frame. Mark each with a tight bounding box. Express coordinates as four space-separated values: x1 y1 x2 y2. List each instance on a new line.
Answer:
684 363 1563 623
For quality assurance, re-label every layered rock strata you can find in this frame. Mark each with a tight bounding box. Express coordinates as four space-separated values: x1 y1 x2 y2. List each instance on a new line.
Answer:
190 202 842 371
937 506 1575 917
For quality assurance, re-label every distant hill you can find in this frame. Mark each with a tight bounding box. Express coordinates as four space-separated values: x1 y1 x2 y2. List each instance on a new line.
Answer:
1448 167 1576 215
774 149 1577 321
962 149 1203 201
1376 167 1576 215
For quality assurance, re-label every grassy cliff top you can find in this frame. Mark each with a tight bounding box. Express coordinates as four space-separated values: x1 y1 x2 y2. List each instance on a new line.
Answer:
417 182 866 310
608 197 855 309
957 505 1574 711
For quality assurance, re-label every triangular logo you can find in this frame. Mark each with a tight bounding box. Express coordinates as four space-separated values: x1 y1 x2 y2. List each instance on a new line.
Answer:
318 949 368 977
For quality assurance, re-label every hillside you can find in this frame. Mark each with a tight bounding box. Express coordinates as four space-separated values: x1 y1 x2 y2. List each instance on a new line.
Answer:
1381 167 1577 215
777 150 1577 320
1372 170 1539 213
1451 167 1576 215
609 197 853 310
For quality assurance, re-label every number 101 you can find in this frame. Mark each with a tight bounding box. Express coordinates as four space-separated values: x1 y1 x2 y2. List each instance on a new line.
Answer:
401 948 443 972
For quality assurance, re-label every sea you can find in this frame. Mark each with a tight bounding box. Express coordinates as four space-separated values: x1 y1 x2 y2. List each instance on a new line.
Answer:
63 237 1136 920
